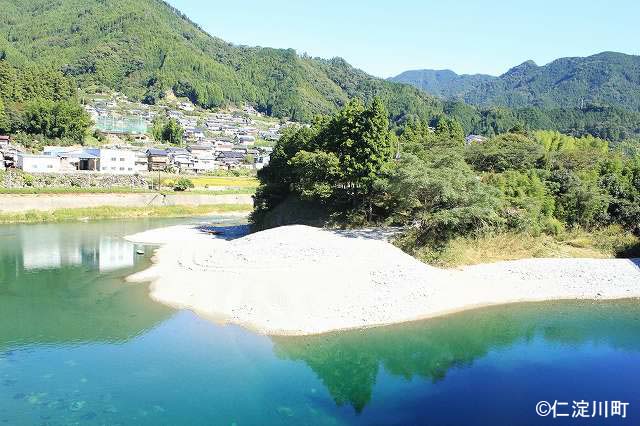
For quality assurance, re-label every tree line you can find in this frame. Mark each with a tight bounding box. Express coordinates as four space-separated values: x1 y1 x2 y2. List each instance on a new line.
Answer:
0 61 90 143
252 98 640 259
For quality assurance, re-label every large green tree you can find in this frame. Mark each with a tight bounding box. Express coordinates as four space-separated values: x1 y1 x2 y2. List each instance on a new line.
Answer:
252 98 394 226
0 98 8 133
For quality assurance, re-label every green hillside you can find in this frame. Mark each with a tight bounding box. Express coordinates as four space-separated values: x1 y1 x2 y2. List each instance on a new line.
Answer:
0 0 441 122
1 0 639 143
391 52 640 112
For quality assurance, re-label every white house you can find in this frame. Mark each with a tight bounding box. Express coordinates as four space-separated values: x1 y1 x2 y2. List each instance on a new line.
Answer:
16 153 61 173
193 155 218 173
91 148 136 174
255 155 271 170
214 140 234 152
134 151 149 173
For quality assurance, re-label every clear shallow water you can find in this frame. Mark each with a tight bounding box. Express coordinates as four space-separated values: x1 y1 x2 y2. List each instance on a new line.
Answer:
1 220 639 425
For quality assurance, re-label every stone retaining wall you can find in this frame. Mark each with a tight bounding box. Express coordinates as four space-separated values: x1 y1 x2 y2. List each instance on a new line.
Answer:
1 170 151 189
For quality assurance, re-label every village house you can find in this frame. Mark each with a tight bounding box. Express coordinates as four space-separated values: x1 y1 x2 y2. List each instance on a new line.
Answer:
217 150 245 169
193 154 218 173
16 153 61 173
236 135 256 145
214 140 234 152
134 151 149 173
0 135 10 148
167 147 195 174
465 134 488 145
91 148 136 174
146 148 168 171
255 155 271 170
60 150 101 172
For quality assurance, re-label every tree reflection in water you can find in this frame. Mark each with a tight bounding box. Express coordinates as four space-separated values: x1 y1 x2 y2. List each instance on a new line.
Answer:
272 300 640 413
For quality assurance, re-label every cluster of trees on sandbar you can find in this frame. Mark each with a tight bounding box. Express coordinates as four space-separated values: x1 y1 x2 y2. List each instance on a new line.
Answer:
252 98 640 260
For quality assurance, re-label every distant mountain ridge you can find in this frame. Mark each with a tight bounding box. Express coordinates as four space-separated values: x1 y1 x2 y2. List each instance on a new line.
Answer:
389 69 495 99
390 52 640 112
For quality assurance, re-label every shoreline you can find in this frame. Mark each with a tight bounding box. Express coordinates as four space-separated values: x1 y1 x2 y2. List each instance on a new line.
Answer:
0 192 253 213
0 204 252 224
125 224 640 336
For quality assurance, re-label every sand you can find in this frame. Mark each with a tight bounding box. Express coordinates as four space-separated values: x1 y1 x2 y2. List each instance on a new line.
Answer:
126 224 640 335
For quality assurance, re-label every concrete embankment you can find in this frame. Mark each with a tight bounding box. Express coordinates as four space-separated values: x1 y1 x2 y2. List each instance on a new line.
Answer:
0 193 253 212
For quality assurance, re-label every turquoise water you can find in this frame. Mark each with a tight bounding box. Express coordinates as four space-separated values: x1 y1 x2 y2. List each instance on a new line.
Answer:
1 219 639 425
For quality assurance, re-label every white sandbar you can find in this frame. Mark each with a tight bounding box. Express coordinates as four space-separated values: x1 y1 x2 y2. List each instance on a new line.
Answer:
126 225 640 335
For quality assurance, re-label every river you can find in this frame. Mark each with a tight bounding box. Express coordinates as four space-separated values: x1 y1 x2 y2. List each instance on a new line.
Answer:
1 218 639 425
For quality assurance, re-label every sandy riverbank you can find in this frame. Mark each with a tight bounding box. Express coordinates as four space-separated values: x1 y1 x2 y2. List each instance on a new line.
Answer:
125 224 640 335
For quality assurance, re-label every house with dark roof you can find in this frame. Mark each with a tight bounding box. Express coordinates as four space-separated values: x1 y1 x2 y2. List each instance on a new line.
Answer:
146 148 168 171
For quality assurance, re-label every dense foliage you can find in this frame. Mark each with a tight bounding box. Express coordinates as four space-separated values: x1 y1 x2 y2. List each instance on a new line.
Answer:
152 116 184 145
252 98 394 226
0 60 90 141
253 100 640 258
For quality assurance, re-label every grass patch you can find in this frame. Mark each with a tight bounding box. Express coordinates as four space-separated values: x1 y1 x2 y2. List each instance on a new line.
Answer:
0 187 255 195
162 176 259 188
0 204 252 224
0 187 155 194
403 225 640 268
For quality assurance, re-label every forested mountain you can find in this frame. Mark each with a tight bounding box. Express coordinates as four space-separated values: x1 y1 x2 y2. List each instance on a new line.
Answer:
389 70 494 99
1 0 639 142
0 0 441 122
391 52 640 112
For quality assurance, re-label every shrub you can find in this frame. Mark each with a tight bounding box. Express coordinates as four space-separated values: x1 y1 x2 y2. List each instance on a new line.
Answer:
23 174 34 187
173 177 194 192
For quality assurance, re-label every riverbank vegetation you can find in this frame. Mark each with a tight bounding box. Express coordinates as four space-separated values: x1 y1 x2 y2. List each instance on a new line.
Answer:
0 187 255 195
252 98 640 265
0 61 90 143
0 204 251 224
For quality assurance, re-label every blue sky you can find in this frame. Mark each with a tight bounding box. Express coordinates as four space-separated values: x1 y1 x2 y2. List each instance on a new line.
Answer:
166 0 640 78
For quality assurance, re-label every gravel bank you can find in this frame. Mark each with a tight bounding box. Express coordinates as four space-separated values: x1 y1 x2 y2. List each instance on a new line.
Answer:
126 225 640 335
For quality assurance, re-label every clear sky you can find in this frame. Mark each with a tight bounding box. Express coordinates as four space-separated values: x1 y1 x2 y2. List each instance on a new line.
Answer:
166 0 640 78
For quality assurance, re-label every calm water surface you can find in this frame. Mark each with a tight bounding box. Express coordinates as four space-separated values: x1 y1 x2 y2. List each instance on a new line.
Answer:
0 219 639 425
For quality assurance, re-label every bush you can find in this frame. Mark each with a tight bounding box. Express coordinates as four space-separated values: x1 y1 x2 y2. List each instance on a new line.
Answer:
465 133 545 172
173 178 194 192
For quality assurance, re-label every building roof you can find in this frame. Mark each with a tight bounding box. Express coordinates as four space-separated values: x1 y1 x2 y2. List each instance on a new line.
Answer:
146 148 168 156
61 150 100 160
465 134 488 142
218 151 245 159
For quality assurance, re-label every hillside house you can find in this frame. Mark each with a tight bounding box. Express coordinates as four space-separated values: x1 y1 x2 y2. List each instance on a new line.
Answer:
146 148 168 171
255 155 270 170
217 150 245 169
193 154 218 173
236 135 256 145
214 140 234 152
465 134 488 145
